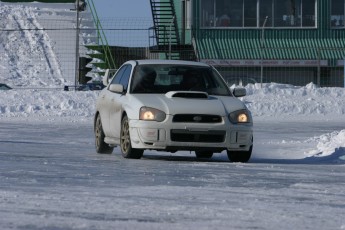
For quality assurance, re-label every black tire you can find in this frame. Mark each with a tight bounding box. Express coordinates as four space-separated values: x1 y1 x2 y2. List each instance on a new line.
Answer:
227 146 252 163
120 115 143 159
95 115 113 154
195 151 213 159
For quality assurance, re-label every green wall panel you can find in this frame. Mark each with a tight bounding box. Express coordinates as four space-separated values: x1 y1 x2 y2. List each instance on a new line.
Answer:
173 0 345 63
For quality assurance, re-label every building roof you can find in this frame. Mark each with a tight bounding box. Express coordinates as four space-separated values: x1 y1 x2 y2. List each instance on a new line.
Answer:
195 37 345 63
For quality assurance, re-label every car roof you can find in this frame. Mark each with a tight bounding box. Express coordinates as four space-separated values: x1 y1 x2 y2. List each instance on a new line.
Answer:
124 59 210 67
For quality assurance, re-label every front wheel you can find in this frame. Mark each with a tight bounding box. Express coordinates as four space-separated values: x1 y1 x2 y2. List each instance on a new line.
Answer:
227 146 252 163
95 115 113 154
120 115 143 159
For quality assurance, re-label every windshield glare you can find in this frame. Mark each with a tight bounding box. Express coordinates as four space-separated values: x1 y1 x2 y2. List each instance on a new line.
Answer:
130 64 231 96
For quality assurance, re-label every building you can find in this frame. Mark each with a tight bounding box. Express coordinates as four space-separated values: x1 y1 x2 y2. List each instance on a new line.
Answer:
149 0 345 87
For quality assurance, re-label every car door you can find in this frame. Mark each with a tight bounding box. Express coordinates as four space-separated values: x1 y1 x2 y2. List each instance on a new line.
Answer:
100 65 127 136
108 64 132 139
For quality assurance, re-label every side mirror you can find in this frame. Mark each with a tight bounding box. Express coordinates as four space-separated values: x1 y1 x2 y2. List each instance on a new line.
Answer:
233 87 246 97
109 84 124 94
103 69 117 86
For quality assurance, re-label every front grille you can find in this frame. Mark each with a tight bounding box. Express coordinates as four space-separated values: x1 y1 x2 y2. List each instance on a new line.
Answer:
170 129 225 143
173 114 222 123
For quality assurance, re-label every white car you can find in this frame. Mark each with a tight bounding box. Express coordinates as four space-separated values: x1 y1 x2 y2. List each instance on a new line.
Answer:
94 60 253 162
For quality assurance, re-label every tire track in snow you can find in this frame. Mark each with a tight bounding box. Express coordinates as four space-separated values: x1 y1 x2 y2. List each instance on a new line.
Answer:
1 5 64 87
28 11 64 84
13 7 64 86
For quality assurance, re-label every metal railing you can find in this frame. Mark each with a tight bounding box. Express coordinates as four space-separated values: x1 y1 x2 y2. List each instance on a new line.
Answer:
86 0 116 69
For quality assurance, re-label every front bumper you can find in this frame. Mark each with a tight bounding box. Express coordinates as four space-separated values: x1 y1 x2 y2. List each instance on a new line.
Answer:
129 115 253 152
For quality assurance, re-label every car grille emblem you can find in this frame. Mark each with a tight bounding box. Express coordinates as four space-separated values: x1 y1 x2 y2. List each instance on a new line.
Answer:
193 116 202 122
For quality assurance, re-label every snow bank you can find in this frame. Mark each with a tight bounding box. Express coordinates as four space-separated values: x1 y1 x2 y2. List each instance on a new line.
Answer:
244 82 345 119
305 130 345 158
1 83 344 159
1 83 345 120
242 83 345 159
0 4 64 87
0 89 98 121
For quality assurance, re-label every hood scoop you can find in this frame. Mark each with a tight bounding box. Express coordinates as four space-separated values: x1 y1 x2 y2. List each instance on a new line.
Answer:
165 91 209 99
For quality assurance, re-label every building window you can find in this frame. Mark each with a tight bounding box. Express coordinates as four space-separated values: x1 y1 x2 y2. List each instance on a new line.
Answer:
200 0 316 28
201 0 217 27
244 0 258 27
259 0 273 27
227 0 243 27
274 0 301 27
331 0 345 27
302 0 316 27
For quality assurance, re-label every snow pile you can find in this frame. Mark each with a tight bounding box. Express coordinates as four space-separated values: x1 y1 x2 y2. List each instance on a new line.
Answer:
244 82 345 119
1 83 345 121
0 89 98 121
0 4 64 87
305 130 345 157
242 83 345 159
1 84 344 159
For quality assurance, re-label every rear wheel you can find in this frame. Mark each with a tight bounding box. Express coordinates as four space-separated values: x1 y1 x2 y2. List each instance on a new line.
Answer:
227 146 252 163
95 115 113 154
120 115 143 159
195 151 213 159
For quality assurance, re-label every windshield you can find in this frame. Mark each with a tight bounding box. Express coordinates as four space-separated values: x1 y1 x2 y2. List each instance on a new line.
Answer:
130 64 231 96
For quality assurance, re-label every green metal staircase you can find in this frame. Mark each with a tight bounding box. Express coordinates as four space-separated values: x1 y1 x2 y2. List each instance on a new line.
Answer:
149 0 180 60
149 0 196 60
85 0 116 72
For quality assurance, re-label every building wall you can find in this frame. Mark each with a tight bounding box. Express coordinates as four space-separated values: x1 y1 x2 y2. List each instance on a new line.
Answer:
172 0 345 86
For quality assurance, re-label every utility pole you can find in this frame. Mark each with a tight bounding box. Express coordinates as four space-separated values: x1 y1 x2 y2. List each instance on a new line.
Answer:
260 16 268 88
169 16 175 60
74 0 80 90
317 48 321 86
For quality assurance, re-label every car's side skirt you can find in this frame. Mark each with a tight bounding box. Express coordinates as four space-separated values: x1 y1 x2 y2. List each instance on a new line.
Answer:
104 137 120 147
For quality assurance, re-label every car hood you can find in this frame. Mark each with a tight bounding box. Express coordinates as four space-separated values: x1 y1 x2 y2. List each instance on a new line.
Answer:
128 91 246 116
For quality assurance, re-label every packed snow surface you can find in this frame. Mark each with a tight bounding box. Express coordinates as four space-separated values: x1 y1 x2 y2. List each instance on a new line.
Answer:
0 3 344 230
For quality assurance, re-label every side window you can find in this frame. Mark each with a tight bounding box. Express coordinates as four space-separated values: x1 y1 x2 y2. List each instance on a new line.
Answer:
110 65 127 85
109 64 132 92
119 65 132 91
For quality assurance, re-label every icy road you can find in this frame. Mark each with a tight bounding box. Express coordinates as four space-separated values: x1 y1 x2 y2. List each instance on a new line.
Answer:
0 120 344 230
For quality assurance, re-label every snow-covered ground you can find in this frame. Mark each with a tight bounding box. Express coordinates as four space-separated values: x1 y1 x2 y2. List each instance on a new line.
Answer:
0 3 345 230
1 82 344 161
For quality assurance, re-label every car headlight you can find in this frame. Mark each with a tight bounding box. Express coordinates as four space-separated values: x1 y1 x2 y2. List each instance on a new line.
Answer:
229 109 252 124
139 107 166 122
